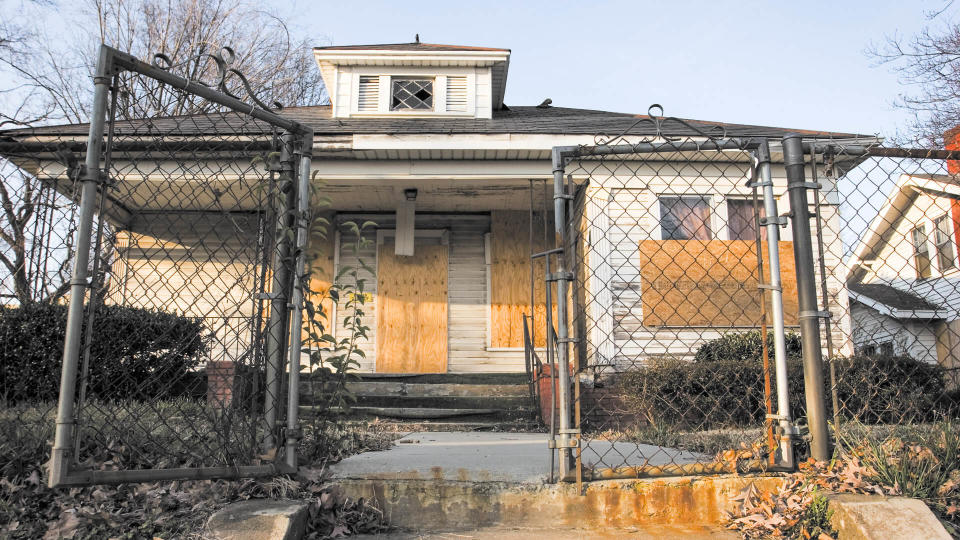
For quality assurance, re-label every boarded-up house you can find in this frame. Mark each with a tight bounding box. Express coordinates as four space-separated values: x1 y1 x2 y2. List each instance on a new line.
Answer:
3 41 878 381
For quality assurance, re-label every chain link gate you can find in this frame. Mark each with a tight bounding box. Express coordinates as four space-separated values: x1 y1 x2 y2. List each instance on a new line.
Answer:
535 114 886 485
23 44 318 487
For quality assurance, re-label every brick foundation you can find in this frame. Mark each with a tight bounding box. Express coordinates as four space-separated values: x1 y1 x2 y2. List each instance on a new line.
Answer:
206 361 236 408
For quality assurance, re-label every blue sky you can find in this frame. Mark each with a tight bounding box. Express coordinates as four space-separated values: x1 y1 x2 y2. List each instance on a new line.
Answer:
283 0 953 139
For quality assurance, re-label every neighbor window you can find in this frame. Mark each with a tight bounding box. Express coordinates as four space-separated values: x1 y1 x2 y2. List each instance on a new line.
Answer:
726 198 765 241
660 196 712 240
935 214 956 272
861 341 894 357
391 78 434 111
912 225 932 279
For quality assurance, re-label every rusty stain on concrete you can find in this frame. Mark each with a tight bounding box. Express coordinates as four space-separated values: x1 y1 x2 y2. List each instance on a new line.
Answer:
333 474 788 532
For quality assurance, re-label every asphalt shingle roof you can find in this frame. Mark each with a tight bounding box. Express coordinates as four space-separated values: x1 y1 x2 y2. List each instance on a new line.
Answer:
849 282 943 311
0 105 871 140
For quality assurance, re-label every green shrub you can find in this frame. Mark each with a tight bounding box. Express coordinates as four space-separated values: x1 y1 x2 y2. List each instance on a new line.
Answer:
693 329 802 363
0 302 207 402
617 331 949 430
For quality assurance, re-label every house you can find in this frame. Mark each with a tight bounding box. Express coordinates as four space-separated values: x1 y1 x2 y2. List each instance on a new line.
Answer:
846 172 960 374
1 41 878 382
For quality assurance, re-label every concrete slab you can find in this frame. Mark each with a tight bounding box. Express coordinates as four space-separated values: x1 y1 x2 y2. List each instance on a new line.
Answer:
827 493 951 540
203 499 309 540
329 431 704 484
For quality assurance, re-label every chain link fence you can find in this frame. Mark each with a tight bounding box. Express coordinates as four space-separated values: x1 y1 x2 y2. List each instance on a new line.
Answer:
0 45 316 486
825 144 960 433
533 116 960 483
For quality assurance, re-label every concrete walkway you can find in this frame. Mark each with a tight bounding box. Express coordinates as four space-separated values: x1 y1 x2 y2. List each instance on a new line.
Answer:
329 431 704 484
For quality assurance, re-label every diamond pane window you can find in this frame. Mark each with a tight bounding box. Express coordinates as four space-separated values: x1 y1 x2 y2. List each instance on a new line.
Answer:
391 78 434 111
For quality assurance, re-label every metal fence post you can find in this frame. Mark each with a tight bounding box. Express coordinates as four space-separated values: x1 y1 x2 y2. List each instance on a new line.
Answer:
284 130 313 470
48 45 114 488
754 139 796 468
782 134 831 461
551 147 574 478
263 132 296 450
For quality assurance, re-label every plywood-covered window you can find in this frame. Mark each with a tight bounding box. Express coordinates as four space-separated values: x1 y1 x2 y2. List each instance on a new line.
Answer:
660 196 712 240
489 210 552 348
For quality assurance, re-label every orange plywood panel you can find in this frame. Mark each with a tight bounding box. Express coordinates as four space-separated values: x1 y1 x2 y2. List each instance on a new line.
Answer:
637 240 798 327
490 211 555 348
376 243 448 373
304 216 336 346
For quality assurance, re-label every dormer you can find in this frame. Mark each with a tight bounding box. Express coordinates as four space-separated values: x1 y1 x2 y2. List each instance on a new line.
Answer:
313 42 510 119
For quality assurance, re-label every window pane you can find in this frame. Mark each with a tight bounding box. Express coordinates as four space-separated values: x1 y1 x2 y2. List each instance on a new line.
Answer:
935 215 956 271
391 78 434 110
727 198 765 241
660 196 712 240
913 225 931 279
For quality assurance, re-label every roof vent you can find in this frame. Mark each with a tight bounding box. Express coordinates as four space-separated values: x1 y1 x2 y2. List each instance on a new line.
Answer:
358 75 379 112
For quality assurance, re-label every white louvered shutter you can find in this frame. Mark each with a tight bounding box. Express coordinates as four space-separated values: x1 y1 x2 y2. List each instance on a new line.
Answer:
445 76 468 112
357 76 379 112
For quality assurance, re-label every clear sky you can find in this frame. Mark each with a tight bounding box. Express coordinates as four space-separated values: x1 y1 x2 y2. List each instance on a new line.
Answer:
281 0 953 139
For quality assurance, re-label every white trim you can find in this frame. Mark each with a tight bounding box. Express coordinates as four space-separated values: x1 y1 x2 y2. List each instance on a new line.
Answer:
586 189 615 366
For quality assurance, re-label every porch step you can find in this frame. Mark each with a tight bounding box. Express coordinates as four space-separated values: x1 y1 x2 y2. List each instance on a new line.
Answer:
300 372 538 428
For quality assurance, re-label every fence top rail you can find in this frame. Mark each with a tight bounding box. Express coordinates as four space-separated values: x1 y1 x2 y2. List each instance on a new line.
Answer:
553 137 960 166
103 45 312 137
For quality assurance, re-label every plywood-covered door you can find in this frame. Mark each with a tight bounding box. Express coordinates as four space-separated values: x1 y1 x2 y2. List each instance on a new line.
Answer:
376 243 449 373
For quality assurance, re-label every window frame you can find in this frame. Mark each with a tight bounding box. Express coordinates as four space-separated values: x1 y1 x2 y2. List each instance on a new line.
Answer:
912 224 932 280
934 214 956 273
725 197 766 241
389 77 436 111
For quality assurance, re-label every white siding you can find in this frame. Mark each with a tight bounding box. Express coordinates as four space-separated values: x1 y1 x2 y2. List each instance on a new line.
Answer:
580 162 851 367
107 212 264 364
850 302 939 364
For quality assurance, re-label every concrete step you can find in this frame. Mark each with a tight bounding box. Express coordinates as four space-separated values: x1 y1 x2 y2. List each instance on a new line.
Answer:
299 405 537 423
304 394 533 411
301 381 530 399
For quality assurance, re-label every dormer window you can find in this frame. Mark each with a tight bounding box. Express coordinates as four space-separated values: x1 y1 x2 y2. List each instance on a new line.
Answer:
391 78 434 111
315 43 509 119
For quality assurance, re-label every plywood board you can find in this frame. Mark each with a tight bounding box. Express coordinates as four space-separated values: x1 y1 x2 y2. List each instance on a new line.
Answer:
490 210 555 348
304 213 336 346
637 240 798 327
376 243 449 373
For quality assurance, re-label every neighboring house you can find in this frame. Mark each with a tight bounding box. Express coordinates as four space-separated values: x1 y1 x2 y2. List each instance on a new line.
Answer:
2 41 878 375
847 173 960 373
